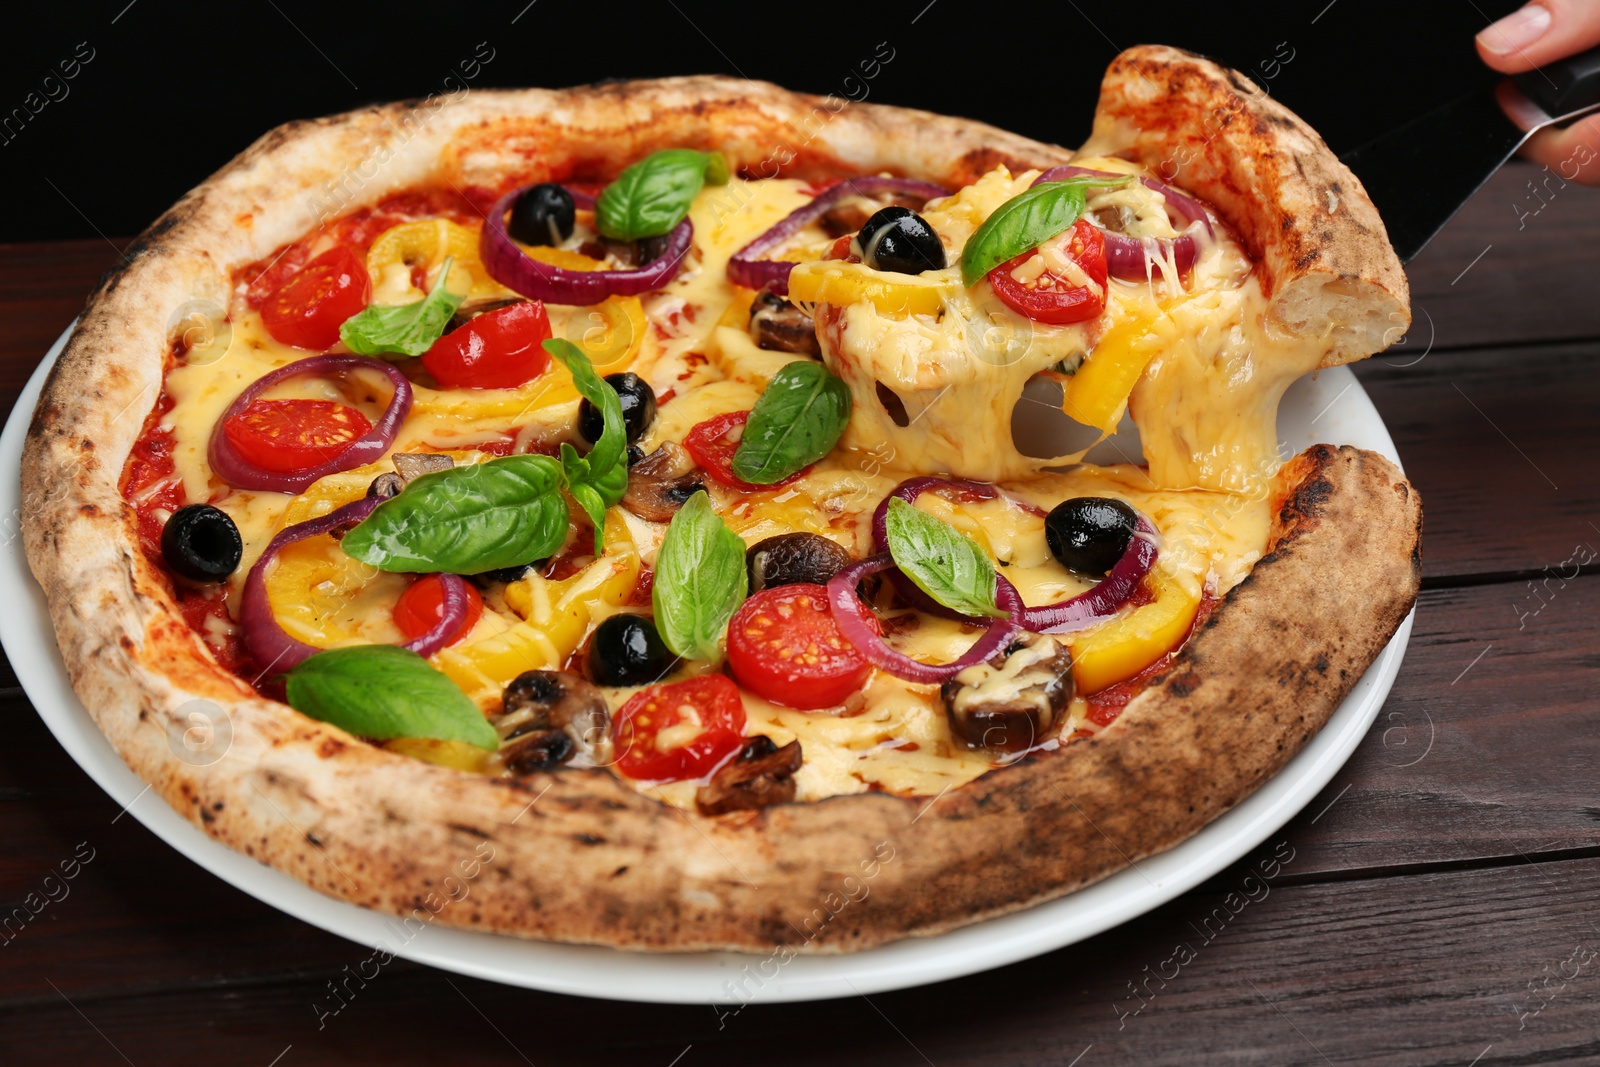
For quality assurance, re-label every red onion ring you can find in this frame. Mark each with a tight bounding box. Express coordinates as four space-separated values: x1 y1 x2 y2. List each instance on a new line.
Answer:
827 554 1021 685
239 496 472 673
1033 165 1212 281
727 177 950 295
870 477 1000 621
481 185 692 305
208 355 413 494
1020 517 1160 634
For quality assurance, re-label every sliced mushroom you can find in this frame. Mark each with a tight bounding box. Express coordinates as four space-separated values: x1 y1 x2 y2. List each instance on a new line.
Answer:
695 736 802 815
622 442 705 523
494 670 612 774
940 633 1074 754
447 296 525 332
367 452 455 499
749 289 821 357
747 532 853 593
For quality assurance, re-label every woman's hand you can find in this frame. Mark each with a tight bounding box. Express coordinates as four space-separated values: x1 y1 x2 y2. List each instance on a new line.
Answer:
1477 1 1600 184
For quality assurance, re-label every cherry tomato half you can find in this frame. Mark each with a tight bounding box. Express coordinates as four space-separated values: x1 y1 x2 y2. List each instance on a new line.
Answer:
222 399 373 474
683 411 809 493
987 218 1108 325
393 574 484 646
612 674 747 782
727 584 875 710
422 301 552 390
260 246 372 350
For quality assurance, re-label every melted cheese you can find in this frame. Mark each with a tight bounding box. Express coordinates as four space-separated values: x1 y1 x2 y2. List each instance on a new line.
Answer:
150 164 1315 808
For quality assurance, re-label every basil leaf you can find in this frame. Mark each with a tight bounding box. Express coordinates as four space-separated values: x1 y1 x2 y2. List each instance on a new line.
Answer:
730 361 852 485
595 149 729 241
285 645 498 750
884 498 1006 619
652 490 747 662
544 339 628 553
959 177 1131 288
339 257 466 357
545 339 626 499
341 455 569 574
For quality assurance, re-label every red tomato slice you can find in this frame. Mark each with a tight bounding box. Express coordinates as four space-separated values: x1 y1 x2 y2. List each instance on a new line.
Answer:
612 675 747 782
222 399 373 474
393 574 484 646
727 584 875 710
987 219 1108 325
421 301 552 390
260 247 372 350
682 411 809 493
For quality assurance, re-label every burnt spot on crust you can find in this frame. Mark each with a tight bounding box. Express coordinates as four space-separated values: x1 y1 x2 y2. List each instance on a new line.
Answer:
316 736 347 759
575 833 605 846
1166 670 1202 698
447 822 491 840
306 831 323 847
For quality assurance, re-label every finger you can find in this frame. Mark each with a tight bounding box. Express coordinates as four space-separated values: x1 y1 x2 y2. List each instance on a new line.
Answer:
1517 113 1600 185
1476 1 1600 74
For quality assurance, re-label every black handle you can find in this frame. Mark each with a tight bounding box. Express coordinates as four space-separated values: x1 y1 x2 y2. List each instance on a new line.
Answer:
1514 43 1600 117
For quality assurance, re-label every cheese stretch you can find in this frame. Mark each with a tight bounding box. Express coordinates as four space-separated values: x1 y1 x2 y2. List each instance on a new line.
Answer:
148 162 1310 805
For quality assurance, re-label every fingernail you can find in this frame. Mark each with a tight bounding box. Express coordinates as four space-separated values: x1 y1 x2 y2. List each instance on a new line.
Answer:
1477 4 1552 54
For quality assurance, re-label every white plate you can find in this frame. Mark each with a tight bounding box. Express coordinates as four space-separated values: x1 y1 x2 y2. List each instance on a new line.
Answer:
0 325 1412 1004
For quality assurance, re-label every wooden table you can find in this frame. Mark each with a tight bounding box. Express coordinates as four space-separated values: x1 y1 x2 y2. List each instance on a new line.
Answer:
2 162 1597 1067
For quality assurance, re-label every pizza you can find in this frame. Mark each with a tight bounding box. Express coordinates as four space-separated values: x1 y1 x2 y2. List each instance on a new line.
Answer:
20 46 1421 953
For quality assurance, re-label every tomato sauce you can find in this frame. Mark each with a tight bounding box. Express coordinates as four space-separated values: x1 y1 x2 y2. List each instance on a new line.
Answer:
238 187 481 308
120 387 259 680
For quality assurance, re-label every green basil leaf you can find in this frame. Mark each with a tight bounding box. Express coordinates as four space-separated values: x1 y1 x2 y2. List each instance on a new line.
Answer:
566 477 607 556
544 339 626 498
652 490 747 662
959 177 1132 288
730 361 852 485
339 257 466 357
285 645 498 750
341 454 569 574
544 339 628 554
595 149 729 241
884 497 1006 619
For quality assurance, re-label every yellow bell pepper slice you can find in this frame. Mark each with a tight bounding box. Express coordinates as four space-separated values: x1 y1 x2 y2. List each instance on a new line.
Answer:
437 513 640 701
1066 569 1201 694
1062 306 1166 433
561 295 647 375
264 537 409 649
787 261 956 317
367 219 499 297
382 737 491 773
524 246 604 272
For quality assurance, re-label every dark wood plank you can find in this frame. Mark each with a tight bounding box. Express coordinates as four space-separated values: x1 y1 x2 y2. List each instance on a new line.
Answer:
1355 339 1600 581
3 573 1595 1007
0 238 127 419
1369 160 1600 354
4 852 1597 1067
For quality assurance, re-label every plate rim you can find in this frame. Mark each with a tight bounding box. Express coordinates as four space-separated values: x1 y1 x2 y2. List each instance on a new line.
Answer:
0 323 1411 1004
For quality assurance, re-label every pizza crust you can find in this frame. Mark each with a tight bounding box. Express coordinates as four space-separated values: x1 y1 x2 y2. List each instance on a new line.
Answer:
22 55 1420 951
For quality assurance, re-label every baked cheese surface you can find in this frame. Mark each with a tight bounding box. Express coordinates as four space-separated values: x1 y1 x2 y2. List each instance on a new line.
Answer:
146 162 1309 804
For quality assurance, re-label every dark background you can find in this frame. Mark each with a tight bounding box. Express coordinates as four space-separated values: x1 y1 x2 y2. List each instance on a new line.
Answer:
2 0 1518 244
